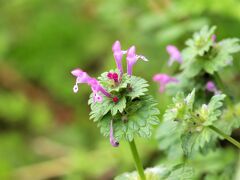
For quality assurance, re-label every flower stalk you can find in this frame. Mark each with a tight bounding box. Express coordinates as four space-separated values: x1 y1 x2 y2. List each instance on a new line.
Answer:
209 125 240 149
128 139 146 180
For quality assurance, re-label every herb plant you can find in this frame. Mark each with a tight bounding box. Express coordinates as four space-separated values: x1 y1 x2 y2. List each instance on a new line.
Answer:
71 41 160 180
154 26 240 179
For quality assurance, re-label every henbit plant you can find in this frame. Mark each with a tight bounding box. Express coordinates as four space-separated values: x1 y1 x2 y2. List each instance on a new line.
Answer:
162 89 240 155
155 26 240 101
71 41 160 180
154 26 240 179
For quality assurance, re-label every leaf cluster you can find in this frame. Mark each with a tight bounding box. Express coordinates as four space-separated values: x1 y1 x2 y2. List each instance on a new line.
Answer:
166 26 240 96
158 89 229 156
88 70 160 142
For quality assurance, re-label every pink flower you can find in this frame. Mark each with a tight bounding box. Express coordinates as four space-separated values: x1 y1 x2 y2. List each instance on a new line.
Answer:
71 69 111 102
205 81 219 94
112 41 125 75
211 34 216 42
166 45 182 66
126 46 148 76
110 119 119 147
88 78 111 98
71 69 92 93
153 73 178 93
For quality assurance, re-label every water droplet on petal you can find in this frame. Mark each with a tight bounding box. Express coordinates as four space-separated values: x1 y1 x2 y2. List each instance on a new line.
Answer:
73 85 78 93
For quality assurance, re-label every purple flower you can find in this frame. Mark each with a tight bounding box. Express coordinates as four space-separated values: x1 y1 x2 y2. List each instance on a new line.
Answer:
112 41 125 75
166 45 182 66
110 119 119 147
88 78 111 98
71 68 92 93
71 68 111 102
153 73 178 93
126 46 148 76
205 81 219 94
211 34 216 42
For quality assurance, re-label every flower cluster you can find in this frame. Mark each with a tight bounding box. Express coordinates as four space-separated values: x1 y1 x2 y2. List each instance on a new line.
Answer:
71 41 159 147
71 41 148 103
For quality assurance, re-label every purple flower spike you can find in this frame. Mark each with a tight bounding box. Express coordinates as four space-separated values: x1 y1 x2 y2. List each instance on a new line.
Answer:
166 45 182 66
205 81 219 94
110 119 119 147
153 73 178 93
112 41 124 75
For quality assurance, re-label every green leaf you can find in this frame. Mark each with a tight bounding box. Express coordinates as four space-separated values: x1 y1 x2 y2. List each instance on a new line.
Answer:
115 166 168 180
185 26 216 56
181 26 240 77
162 90 227 156
89 94 114 122
215 103 240 135
181 128 214 156
185 89 195 111
126 76 149 99
111 97 126 116
193 94 226 126
115 164 194 180
97 95 160 142
167 164 194 180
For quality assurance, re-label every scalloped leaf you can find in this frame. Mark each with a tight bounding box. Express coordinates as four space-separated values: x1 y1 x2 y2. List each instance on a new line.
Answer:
162 90 227 156
89 94 114 122
127 76 149 99
97 95 160 142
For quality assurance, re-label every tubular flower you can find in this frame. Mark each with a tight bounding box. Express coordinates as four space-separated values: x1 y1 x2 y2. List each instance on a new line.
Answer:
153 73 178 93
110 119 119 147
166 45 182 66
126 46 148 76
205 81 219 94
71 69 111 103
71 68 92 93
112 41 125 75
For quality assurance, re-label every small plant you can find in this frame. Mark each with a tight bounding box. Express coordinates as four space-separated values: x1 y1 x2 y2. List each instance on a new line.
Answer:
71 41 160 180
154 26 240 179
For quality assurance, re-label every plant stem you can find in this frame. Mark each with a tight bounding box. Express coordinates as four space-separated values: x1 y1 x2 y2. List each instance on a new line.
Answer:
128 139 146 180
209 125 240 149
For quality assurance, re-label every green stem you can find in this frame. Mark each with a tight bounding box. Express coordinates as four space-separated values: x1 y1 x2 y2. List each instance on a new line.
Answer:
209 125 240 149
128 139 146 180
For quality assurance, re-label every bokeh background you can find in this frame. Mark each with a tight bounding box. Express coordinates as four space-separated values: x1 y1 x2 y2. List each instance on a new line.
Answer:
0 0 240 179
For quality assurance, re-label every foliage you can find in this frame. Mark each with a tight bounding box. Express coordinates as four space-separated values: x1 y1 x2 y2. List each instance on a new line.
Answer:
115 164 194 180
158 89 232 156
88 70 160 142
167 26 240 96
0 0 240 179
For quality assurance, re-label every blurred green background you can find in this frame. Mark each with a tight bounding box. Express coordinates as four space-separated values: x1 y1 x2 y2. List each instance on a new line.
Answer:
0 0 240 179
